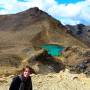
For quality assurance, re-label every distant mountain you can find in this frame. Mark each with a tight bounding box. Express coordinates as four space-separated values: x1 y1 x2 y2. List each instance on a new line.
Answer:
65 24 90 47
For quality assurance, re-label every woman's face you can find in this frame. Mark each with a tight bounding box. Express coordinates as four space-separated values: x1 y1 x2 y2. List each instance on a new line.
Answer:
23 68 30 78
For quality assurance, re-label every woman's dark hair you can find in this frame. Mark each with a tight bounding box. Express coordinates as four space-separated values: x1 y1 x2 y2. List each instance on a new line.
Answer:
22 65 31 72
22 65 36 74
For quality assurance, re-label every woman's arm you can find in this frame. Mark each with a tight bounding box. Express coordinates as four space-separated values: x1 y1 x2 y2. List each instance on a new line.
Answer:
9 76 20 90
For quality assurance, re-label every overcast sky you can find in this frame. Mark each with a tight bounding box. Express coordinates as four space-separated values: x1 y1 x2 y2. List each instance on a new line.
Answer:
0 0 90 25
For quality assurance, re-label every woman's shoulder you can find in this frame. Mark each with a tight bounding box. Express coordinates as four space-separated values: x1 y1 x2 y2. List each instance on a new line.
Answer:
12 75 21 82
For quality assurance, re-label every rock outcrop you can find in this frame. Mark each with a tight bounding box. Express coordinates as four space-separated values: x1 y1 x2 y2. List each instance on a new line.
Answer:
62 46 90 75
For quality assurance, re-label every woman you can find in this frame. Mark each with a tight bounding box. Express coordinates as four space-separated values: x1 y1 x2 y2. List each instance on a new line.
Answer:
9 65 32 90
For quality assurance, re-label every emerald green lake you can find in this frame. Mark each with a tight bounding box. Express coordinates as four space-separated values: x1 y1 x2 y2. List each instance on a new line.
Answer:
41 44 64 56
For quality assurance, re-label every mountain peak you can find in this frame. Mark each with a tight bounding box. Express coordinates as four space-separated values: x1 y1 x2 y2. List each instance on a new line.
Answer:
0 7 64 31
19 7 48 18
20 7 41 15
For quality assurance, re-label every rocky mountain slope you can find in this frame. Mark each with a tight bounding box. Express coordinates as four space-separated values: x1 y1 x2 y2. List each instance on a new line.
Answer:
0 7 89 76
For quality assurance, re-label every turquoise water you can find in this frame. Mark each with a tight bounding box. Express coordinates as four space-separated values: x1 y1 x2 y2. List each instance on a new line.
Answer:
41 44 64 56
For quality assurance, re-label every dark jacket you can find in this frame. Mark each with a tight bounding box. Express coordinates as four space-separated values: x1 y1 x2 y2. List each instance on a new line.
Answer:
9 75 32 90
